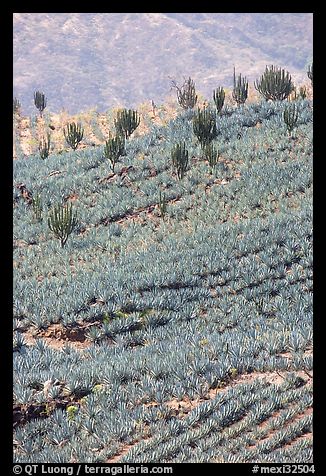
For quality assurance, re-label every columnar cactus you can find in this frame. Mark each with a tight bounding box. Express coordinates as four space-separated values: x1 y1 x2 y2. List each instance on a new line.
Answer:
193 107 218 149
34 91 47 117
38 132 51 160
213 87 225 114
64 122 84 150
204 142 219 172
171 142 189 180
114 109 140 139
283 103 299 135
13 97 21 115
254 65 294 101
32 193 43 222
48 203 78 248
232 68 248 106
172 77 198 110
104 134 125 173
307 63 313 86
158 190 167 219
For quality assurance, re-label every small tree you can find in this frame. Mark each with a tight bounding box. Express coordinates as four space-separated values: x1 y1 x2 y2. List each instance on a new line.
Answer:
171 142 189 180
193 107 218 149
232 68 248 106
283 103 299 135
307 63 313 86
171 77 198 110
114 109 140 139
64 122 84 150
104 134 125 173
38 132 51 159
254 65 294 101
34 91 47 117
213 87 225 114
48 203 78 248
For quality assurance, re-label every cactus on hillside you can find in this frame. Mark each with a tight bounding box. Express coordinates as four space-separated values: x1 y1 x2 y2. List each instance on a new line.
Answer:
104 134 125 173
114 109 140 139
158 190 167 220
193 107 218 149
213 87 225 114
172 77 198 110
38 132 51 160
171 142 189 180
64 122 84 150
283 103 299 135
254 65 294 101
48 203 78 248
32 193 43 222
13 97 21 115
34 91 47 117
232 68 248 106
307 63 313 86
204 142 219 172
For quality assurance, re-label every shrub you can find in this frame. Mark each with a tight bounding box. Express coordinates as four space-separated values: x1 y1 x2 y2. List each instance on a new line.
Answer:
38 132 51 160
283 103 299 135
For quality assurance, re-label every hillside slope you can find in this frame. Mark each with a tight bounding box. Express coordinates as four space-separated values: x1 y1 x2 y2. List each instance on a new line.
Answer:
13 13 313 114
13 98 313 463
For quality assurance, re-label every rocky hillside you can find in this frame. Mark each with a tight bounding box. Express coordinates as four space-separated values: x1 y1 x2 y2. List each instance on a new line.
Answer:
13 13 313 114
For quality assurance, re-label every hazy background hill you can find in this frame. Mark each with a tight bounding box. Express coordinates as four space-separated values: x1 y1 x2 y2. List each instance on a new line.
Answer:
13 13 313 115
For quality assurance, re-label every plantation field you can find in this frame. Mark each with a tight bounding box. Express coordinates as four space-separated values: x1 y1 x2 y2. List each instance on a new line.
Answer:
13 98 313 463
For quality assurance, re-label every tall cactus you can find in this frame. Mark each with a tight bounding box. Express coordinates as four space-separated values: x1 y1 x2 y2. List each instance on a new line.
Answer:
283 103 299 135
38 132 51 160
114 109 140 139
34 91 47 117
64 122 84 150
232 68 248 106
307 63 313 86
158 190 167 220
254 65 294 101
48 203 78 248
13 97 21 115
172 77 198 110
204 142 219 172
104 134 125 173
213 87 225 114
193 107 218 149
171 142 189 180
32 193 43 222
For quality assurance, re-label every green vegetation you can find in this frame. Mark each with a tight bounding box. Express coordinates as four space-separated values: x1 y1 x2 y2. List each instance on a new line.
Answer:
193 107 218 150
213 87 225 114
171 142 189 180
38 133 51 160
114 109 140 139
104 134 125 173
283 103 299 135
34 90 47 117
172 77 198 110
31 193 43 222
64 122 84 150
204 142 219 172
254 65 294 101
48 202 78 247
232 68 248 106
